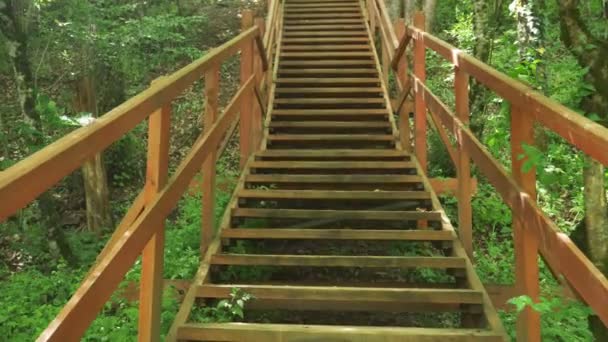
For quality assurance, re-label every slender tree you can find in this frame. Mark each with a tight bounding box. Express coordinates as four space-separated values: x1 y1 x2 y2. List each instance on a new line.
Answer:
469 0 507 137
557 0 608 340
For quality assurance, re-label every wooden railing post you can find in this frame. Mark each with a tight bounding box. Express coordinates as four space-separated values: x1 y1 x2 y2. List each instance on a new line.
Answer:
511 106 541 342
254 17 266 151
394 19 410 152
138 81 170 342
413 12 427 173
239 10 255 169
455 67 473 259
367 0 376 36
201 65 220 256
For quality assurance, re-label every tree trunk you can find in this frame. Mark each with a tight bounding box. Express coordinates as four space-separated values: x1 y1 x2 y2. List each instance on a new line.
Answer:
75 77 112 235
423 0 437 33
470 0 506 138
404 0 416 23
557 0 608 339
1 0 77 266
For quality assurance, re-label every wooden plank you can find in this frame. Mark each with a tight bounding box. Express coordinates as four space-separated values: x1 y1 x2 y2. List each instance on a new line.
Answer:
36 76 255 342
237 189 430 200
197 284 482 304
274 98 384 104
221 228 454 241
275 87 382 94
272 109 387 116
392 26 411 71
138 95 171 342
280 60 376 67
239 11 255 169
281 51 373 58
278 68 377 74
281 45 370 51
455 67 473 260
269 121 388 129
276 78 379 84
283 14 363 19
201 65 220 255
249 161 414 169
211 254 465 268
285 8 361 14
0 25 260 222
178 323 504 342
413 12 427 174
246 174 422 184
430 177 478 196
284 25 365 31
267 134 394 142
282 37 369 43
511 105 540 341
256 149 404 158
232 208 441 221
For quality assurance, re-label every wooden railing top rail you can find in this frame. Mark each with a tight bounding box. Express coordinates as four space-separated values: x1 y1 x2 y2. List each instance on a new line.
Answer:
377 2 608 328
401 26 608 166
0 25 266 223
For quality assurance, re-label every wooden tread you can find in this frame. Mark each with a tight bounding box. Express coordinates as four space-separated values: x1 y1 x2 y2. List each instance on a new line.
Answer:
231 208 441 221
221 228 453 241
246 174 422 184
177 323 504 342
237 189 430 200
197 285 482 304
211 254 464 268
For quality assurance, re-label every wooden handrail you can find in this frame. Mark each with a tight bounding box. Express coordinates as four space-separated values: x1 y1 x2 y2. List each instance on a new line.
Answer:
0 25 262 222
391 28 411 71
406 26 608 166
368 1 608 333
37 76 258 341
413 75 608 326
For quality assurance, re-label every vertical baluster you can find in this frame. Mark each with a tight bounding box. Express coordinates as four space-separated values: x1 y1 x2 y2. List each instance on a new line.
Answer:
455 67 472 259
201 65 220 256
511 105 541 341
394 19 410 152
239 10 254 168
254 17 266 151
368 0 376 36
413 12 427 173
138 84 170 342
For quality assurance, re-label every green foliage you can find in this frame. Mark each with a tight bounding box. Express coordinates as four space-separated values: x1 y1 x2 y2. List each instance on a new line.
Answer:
504 295 593 341
191 288 254 323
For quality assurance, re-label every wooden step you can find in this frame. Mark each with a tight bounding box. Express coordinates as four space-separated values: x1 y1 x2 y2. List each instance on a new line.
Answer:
177 323 504 342
281 45 370 51
272 109 387 116
266 134 394 142
276 78 379 84
282 37 369 44
255 149 407 158
237 190 430 201
211 254 464 268
286 3 361 9
284 25 365 31
197 285 482 304
274 98 384 105
281 52 373 59
285 8 361 14
268 121 388 128
221 228 453 241
231 208 441 221
249 161 412 170
275 87 382 94
245 175 422 189
278 69 378 76
280 60 376 68
284 13 363 19
283 31 367 37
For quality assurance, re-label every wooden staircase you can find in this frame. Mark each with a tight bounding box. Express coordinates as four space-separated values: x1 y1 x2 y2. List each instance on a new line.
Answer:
173 0 505 340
